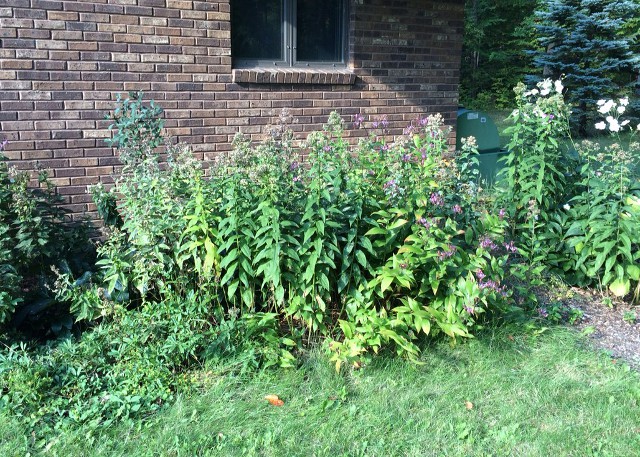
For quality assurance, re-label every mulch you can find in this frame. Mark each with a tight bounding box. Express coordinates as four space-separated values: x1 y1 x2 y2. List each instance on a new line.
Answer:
555 288 640 370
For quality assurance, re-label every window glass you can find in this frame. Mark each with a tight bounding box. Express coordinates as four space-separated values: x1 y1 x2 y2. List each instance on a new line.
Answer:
296 0 343 62
231 0 284 61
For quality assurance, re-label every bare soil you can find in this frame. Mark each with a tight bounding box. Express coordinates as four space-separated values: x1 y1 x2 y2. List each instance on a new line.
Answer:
553 288 640 369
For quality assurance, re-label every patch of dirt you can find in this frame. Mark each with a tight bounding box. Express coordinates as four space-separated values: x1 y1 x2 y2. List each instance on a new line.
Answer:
543 287 640 369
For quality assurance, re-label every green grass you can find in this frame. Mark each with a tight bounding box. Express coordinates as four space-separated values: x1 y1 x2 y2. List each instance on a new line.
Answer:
2 326 639 456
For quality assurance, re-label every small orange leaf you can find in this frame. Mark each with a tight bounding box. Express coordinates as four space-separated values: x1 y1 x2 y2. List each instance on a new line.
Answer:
465 401 474 410
265 395 285 406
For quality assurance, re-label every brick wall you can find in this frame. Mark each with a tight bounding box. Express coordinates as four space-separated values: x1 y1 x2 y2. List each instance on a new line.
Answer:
0 0 464 220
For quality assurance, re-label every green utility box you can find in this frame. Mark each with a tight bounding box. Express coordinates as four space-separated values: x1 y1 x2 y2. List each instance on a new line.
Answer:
456 109 508 186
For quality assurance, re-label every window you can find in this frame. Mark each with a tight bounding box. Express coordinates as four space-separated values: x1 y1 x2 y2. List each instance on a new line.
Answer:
231 0 347 68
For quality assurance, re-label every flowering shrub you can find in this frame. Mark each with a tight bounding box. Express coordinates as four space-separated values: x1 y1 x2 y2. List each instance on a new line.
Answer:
498 79 579 284
4 96 526 436
68 100 520 371
561 98 640 300
500 82 640 302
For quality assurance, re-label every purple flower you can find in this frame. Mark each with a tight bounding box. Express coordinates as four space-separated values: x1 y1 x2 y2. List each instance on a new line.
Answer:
503 241 517 253
383 179 400 198
479 279 506 293
452 204 462 214
419 117 429 127
403 125 415 135
498 208 506 219
323 145 332 152
418 217 431 229
292 175 301 183
538 308 549 318
353 113 364 129
475 269 486 280
380 116 389 128
429 192 444 207
372 121 379 129
479 236 497 251
402 154 412 163
289 161 299 171
0 139 7 151
464 304 475 315
437 244 456 262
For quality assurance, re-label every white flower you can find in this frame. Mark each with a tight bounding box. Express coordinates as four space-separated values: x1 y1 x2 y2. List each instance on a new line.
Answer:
598 100 615 114
595 121 607 130
554 80 564 93
563 204 571 211
607 117 620 132
619 97 629 106
617 105 626 114
637 124 640 131
597 99 606 106
621 120 630 127
539 79 552 96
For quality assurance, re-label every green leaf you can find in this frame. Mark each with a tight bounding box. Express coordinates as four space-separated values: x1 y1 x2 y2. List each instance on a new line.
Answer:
609 278 630 297
355 250 368 268
627 265 640 281
380 276 394 294
388 219 409 231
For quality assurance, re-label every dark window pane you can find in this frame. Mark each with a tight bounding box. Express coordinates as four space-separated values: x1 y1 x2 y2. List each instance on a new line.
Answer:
232 0 283 61
297 0 343 62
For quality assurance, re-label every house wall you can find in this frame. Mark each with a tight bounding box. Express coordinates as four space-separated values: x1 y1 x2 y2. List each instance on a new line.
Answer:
0 0 464 220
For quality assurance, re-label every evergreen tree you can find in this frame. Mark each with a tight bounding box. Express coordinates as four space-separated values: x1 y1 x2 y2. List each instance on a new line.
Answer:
461 0 539 108
530 0 640 135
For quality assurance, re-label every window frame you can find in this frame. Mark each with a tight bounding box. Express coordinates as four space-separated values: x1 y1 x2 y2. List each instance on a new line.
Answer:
231 0 349 69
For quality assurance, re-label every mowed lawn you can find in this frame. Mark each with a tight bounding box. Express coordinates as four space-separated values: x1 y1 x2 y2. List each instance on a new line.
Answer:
2 327 639 457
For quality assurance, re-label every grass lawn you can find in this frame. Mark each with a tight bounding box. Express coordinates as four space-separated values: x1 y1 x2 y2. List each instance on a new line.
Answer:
2 326 639 456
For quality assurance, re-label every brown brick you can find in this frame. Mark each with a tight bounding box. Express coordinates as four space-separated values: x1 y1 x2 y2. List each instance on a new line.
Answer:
34 19 65 29
22 150 53 160
18 29 51 39
0 28 17 38
2 38 35 48
3 0 465 225
62 2 94 13
53 149 84 159
79 12 109 23
83 31 112 41
50 71 80 81
32 0 63 10
114 33 141 44
68 41 98 51
47 11 77 21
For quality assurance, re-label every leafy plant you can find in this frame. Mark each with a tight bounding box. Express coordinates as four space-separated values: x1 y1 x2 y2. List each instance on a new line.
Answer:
0 139 91 331
560 99 640 300
105 91 165 170
622 310 637 324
